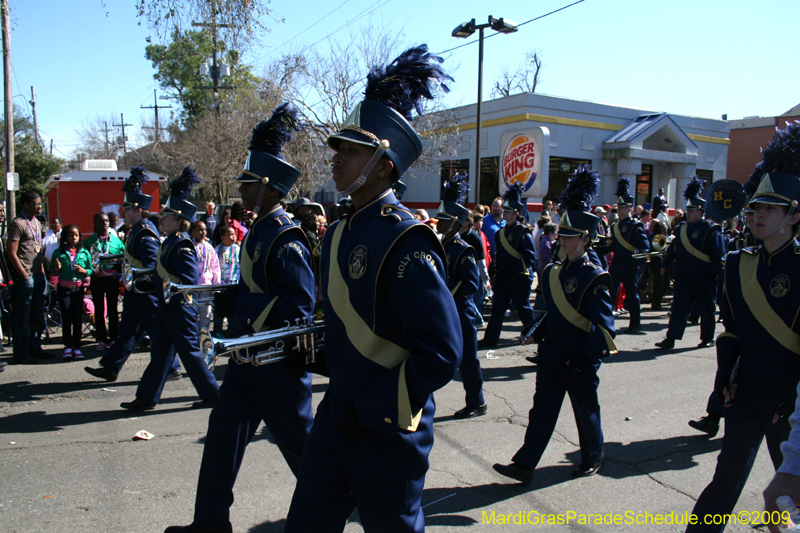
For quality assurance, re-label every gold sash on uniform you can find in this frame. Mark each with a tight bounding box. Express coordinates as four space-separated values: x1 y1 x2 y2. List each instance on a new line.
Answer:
739 253 800 355
327 221 421 432
499 227 530 275
612 222 637 254
680 224 711 263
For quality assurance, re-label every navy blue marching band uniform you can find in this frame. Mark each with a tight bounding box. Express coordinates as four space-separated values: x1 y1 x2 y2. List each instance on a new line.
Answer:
608 179 649 333
88 167 180 381
480 187 536 347
284 46 461 533
170 106 316 533
126 167 219 409
437 173 486 417
494 205 617 484
657 182 725 349
687 126 800 531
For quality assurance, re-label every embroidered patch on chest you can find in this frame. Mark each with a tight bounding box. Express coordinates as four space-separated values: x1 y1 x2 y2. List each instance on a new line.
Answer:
692 232 699 239
770 275 790 298
565 277 579 294
349 245 368 279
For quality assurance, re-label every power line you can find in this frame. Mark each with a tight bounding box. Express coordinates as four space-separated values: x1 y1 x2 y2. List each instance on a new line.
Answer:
436 0 586 56
306 0 393 50
262 0 354 59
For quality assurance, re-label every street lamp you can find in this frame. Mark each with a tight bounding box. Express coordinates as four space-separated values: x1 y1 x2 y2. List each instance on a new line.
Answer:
452 15 518 207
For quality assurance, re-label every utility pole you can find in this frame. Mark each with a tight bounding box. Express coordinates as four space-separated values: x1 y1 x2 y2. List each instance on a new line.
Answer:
2 0 15 220
141 89 172 143
193 0 234 116
113 113 133 155
50 139 53 156
100 121 113 157
29 86 40 149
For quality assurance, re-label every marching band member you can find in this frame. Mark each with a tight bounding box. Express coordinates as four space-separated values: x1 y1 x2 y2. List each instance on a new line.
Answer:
494 166 617 484
120 166 219 411
284 45 461 533
690 123 800 532
436 172 486 419
655 178 725 350
85 167 180 382
608 177 649 334
165 105 316 533
478 184 536 349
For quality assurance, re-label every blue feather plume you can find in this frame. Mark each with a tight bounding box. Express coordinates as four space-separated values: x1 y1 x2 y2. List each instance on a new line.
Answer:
170 165 201 200
615 176 630 198
365 44 453 121
442 171 469 206
748 121 800 194
683 176 703 200
503 183 524 204
559 165 600 212
249 103 301 159
122 165 148 193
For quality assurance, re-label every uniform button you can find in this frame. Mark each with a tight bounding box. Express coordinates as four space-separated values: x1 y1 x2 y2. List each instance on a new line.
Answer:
246 319 251 324
384 418 392 424
603 350 608 356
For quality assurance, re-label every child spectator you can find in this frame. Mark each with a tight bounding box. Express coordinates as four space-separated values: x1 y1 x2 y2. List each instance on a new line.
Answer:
50 224 93 359
213 226 240 336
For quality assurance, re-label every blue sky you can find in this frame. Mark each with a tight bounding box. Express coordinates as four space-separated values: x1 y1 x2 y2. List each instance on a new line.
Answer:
10 0 800 160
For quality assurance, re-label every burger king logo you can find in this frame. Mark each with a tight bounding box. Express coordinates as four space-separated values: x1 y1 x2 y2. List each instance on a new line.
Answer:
502 134 537 192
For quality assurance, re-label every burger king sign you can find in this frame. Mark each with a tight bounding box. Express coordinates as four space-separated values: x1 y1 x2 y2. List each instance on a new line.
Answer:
499 127 549 198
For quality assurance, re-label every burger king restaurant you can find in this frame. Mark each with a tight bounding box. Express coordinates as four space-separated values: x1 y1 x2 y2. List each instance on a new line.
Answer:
400 92 730 218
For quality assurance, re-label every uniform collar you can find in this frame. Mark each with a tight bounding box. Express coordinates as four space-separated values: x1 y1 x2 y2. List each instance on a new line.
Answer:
346 189 396 230
564 252 588 270
759 238 799 266
252 205 283 230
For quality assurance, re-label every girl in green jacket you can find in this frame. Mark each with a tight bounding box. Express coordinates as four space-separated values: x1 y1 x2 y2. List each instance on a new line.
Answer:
50 225 93 359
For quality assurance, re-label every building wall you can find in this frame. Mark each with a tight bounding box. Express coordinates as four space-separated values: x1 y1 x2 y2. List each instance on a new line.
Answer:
45 181 161 235
727 115 800 184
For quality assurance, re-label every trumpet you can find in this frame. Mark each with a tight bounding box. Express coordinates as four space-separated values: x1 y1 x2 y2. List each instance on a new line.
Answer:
122 258 157 293
163 278 238 306
631 234 673 261
199 317 324 370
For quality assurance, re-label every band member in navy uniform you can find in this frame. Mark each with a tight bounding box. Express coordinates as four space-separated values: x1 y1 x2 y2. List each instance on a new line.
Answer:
608 177 649 334
478 184 536 348
165 105 316 533
284 46 461 533
85 166 180 382
656 178 725 350
493 169 617 484
436 172 486 419
120 167 219 411
687 123 800 533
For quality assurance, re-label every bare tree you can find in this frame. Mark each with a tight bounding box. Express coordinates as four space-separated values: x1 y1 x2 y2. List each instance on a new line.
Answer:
491 50 543 98
70 114 124 167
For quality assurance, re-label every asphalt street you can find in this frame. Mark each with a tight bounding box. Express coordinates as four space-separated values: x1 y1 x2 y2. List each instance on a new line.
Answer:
0 302 778 532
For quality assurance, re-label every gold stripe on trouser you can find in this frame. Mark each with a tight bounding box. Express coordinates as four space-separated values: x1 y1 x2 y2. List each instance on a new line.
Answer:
327 222 420 431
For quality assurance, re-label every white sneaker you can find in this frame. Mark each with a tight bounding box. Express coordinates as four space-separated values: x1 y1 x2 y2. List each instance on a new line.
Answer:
63 348 73 359
72 349 84 360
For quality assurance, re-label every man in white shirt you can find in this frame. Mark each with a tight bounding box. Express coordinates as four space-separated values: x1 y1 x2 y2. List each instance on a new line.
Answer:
43 217 62 260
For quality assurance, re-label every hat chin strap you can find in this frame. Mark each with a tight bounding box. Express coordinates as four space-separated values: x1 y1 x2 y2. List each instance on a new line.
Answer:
776 201 799 236
252 183 268 214
339 141 389 198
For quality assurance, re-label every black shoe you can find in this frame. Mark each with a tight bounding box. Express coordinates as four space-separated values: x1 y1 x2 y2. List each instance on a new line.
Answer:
572 456 604 478
192 394 219 409
688 317 699 325
165 370 182 382
164 523 231 533
655 337 675 350
477 339 497 349
13 355 39 365
625 325 641 334
34 351 57 360
697 339 716 348
688 416 720 437
84 366 119 382
493 463 533 485
120 397 156 411
651 305 662 311
526 355 539 364
454 403 487 419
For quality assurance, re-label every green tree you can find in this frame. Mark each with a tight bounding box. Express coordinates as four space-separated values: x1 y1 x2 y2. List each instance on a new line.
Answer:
145 28 258 124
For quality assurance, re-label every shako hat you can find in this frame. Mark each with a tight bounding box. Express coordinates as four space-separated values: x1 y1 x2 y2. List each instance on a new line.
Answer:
436 172 470 225
162 165 201 222
121 165 153 210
